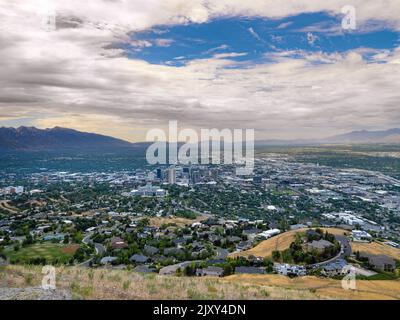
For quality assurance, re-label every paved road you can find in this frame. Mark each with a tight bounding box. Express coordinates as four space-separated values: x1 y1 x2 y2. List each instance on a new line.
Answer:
82 233 105 254
82 233 92 245
336 235 352 258
78 232 93 267
159 260 202 275
79 233 105 267
94 243 105 255
309 235 352 269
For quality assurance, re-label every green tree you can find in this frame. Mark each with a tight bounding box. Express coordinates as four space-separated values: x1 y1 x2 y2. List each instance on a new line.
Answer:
272 250 281 261
263 258 274 273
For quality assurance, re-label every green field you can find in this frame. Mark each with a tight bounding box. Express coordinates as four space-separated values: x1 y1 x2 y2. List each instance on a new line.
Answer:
5 243 79 265
256 144 400 179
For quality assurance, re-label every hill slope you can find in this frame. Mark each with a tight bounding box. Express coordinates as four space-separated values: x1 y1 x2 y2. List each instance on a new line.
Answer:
230 228 347 259
2 265 400 300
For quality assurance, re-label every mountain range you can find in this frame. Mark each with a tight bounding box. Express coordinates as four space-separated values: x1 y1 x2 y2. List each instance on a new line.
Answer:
0 126 400 152
325 128 400 144
256 128 400 146
0 126 134 152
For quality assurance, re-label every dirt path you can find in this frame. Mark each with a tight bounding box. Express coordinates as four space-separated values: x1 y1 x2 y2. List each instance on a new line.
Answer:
0 200 18 214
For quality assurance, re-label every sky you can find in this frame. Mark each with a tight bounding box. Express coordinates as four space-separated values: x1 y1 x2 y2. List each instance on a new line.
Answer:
0 0 400 142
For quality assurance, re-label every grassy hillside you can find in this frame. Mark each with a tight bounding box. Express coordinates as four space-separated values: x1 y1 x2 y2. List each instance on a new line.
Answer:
1 265 399 300
230 228 348 259
351 242 400 260
225 274 400 300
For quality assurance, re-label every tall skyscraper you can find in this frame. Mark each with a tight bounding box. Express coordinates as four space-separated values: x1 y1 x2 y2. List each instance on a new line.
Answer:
156 168 163 180
191 170 201 184
167 168 176 184
183 167 190 174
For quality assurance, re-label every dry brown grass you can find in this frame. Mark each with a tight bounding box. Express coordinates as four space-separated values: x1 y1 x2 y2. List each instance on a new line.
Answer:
2 265 398 300
1 265 319 300
351 241 400 260
148 214 208 228
26 200 47 208
224 274 400 300
230 228 348 259
60 245 80 255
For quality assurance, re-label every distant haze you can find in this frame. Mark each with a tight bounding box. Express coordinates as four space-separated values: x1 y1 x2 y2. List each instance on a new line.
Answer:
1 126 399 152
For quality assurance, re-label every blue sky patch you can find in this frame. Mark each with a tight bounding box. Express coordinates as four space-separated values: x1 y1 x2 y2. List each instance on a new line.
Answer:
126 12 400 66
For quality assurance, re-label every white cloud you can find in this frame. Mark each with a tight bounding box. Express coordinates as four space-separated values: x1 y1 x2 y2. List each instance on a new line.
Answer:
203 44 230 55
307 32 318 46
277 21 293 29
248 27 262 41
130 40 153 48
1 0 400 141
212 52 247 59
154 38 174 47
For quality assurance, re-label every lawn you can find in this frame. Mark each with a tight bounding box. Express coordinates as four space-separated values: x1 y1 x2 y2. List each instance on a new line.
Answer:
5 243 79 265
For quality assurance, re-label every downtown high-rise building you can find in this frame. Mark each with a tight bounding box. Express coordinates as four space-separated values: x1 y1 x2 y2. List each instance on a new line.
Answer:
167 168 176 184
156 168 163 180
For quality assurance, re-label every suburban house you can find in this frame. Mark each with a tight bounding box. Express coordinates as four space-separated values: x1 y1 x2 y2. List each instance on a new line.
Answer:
352 230 372 242
290 224 307 230
257 228 281 239
320 259 348 277
305 229 320 239
196 266 224 277
164 247 184 256
274 263 307 277
144 245 159 255
43 234 65 241
227 236 242 243
110 237 128 250
236 241 253 251
242 228 262 240
361 253 396 272
307 239 334 253
100 256 117 265
235 266 266 275
130 184 166 197
129 254 149 264
173 238 186 248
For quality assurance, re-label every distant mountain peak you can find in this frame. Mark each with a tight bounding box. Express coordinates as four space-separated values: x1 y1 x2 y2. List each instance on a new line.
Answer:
16 126 39 131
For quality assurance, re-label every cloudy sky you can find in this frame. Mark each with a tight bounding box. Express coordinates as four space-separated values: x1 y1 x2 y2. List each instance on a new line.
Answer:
1 0 400 142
